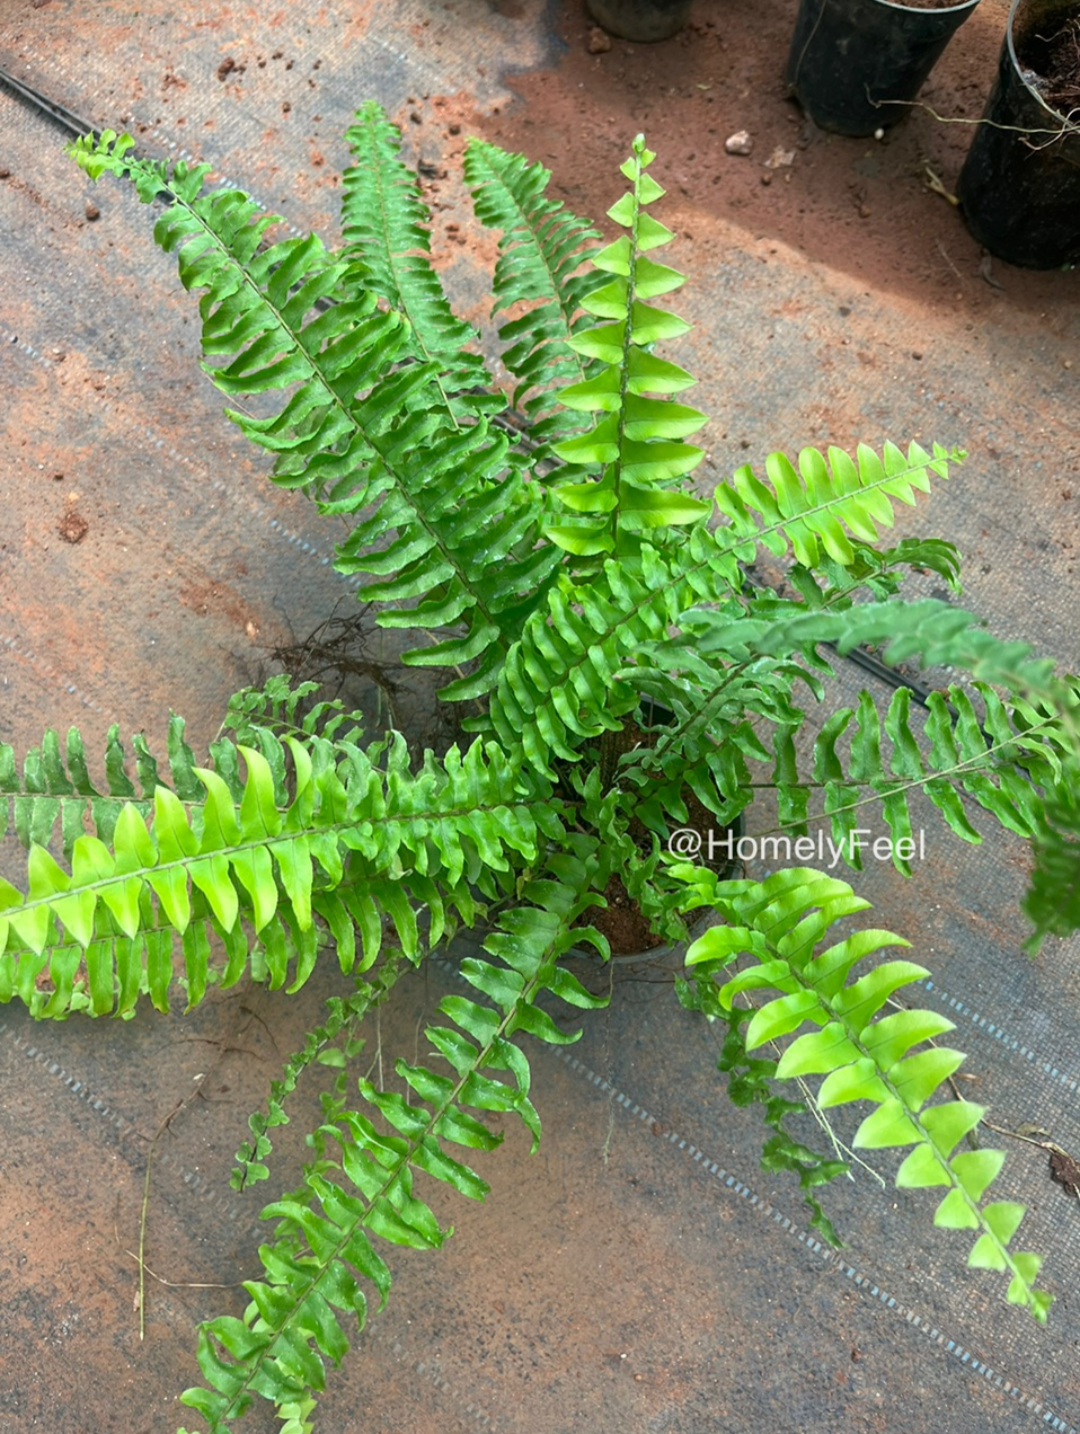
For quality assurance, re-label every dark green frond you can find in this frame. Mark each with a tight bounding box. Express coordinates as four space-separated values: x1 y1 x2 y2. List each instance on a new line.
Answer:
232 957 405 1192
1024 787 1080 952
464 138 603 444
178 853 608 1433
677 976 847 1243
341 102 499 415
70 131 553 700
0 717 201 860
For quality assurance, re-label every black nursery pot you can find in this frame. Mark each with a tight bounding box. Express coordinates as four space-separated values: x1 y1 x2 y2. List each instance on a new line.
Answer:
957 0 1080 269
785 0 981 137
584 0 692 42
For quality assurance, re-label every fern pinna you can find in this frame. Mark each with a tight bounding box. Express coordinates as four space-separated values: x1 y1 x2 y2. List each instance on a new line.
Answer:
0 106 1070 1431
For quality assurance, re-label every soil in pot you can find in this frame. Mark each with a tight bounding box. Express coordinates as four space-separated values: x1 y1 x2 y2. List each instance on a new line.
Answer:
571 718 743 960
576 789 740 955
1020 16 1080 115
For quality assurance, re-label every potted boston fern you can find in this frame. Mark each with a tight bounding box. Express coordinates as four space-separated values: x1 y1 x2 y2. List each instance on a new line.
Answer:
2 102 1079 1430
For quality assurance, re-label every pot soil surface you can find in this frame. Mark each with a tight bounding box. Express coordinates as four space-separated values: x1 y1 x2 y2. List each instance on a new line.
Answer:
1021 17 1080 116
578 783 738 954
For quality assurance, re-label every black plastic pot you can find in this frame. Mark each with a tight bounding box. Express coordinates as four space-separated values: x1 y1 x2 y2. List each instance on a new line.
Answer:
584 0 692 42
957 0 1080 269
785 0 981 137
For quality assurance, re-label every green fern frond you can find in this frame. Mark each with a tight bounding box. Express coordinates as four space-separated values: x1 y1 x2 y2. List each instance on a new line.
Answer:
676 976 848 1243
714 441 961 572
69 130 552 702
544 134 711 557
178 862 608 1433
668 594 1059 695
232 956 405 1191
464 138 604 446
786 535 963 609
786 681 1071 867
0 716 204 859
1023 786 1080 952
679 866 1051 1320
0 713 559 1018
637 596 1078 860
341 102 499 416
489 545 714 775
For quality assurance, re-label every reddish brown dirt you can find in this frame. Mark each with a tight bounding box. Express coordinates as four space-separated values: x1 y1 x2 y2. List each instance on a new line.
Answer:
431 0 1076 313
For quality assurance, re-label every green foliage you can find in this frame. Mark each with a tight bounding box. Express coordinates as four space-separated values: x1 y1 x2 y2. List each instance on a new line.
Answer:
1024 785 1080 952
0 715 203 860
714 441 959 571
40 109 1080 1430
676 973 848 1243
540 136 711 558
177 864 607 1434
0 704 558 1018
70 129 552 705
232 956 405 1192
341 101 499 415
680 866 1052 1320
464 138 603 446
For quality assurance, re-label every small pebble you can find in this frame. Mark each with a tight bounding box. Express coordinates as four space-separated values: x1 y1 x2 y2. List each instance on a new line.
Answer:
763 145 795 170
587 25 611 53
448 122 461 135
0 165 11 179
874 127 885 141
724 130 753 156
1064 358 1073 369
85 200 100 221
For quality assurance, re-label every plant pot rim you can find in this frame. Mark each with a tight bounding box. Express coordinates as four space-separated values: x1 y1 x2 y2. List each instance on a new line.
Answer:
873 0 981 14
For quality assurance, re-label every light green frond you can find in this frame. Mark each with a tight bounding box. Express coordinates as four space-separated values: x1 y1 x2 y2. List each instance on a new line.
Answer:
680 866 1051 1320
714 442 961 570
0 699 560 1019
544 135 710 558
